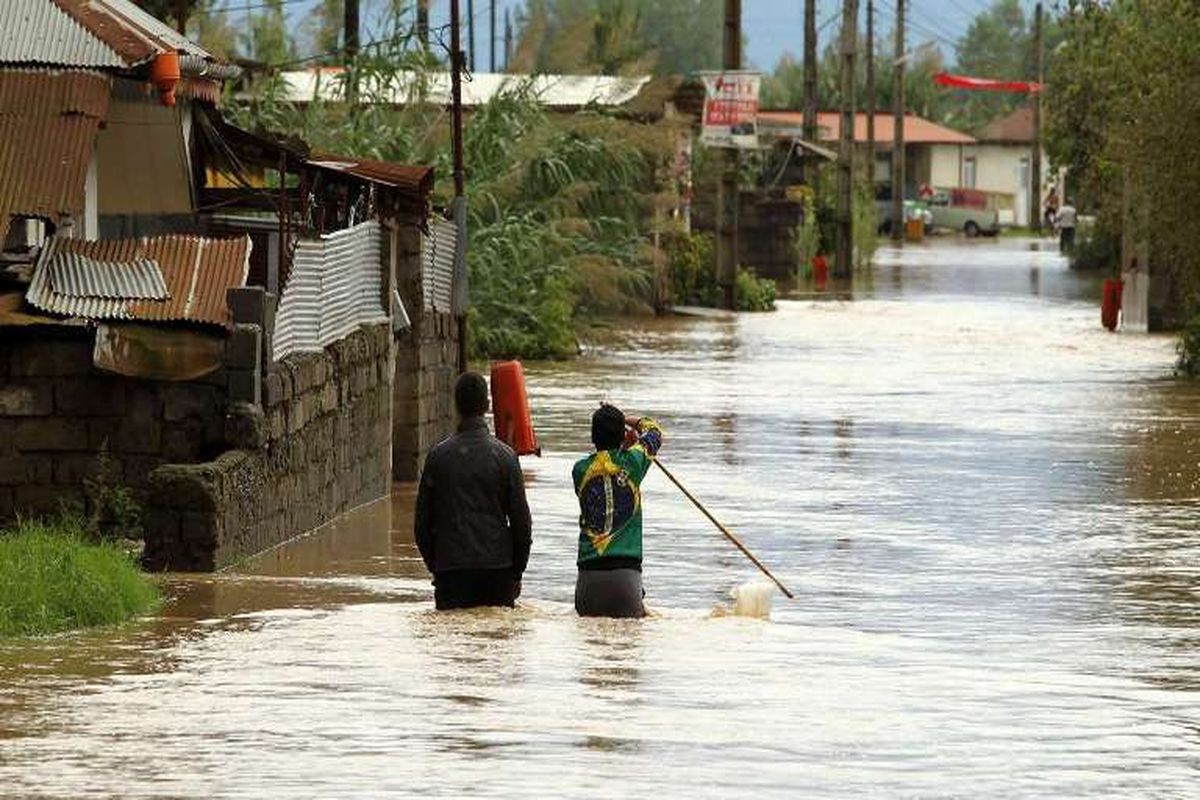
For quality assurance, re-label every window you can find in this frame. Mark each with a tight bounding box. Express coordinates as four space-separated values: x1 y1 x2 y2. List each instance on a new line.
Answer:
963 156 978 189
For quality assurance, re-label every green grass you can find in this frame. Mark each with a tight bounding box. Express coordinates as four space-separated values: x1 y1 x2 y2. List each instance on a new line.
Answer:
0 516 160 638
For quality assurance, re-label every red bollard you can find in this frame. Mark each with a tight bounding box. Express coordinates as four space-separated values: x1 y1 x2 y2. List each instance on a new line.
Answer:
490 360 541 456
812 254 829 291
1101 278 1123 331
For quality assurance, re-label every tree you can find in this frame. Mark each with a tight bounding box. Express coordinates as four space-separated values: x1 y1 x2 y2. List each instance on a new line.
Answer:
1046 0 1200 335
133 0 198 33
510 0 722 76
242 0 297 65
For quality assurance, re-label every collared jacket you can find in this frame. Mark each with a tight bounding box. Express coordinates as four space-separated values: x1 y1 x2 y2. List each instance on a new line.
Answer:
415 417 533 575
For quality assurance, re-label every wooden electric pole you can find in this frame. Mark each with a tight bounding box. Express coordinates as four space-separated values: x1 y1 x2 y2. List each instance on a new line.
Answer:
891 0 905 243
417 0 429 51
835 0 858 279
866 0 876 187
450 0 468 371
344 0 359 102
803 0 818 153
489 0 496 72
1031 1 1044 234
467 0 476 71
718 0 741 310
504 9 513 71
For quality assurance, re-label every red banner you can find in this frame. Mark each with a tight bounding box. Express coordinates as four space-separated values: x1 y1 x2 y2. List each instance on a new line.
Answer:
934 72 1041 94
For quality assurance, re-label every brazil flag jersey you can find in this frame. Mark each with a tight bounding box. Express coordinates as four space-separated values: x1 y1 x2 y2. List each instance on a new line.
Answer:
573 418 664 568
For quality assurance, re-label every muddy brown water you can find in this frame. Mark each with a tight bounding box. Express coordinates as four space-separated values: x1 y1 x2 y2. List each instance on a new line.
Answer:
2 239 1199 797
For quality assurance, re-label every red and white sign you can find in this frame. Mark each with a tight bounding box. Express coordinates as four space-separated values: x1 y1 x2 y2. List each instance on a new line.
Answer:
700 71 761 150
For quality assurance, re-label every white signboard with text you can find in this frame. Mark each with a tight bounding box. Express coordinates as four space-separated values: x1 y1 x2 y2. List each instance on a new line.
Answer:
700 71 761 150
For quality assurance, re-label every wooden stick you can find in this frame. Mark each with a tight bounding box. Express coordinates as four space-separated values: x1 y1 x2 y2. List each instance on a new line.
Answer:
652 458 795 599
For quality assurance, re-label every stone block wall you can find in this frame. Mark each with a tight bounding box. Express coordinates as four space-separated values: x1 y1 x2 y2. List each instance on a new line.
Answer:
143 323 393 571
0 327 228 523
391 220 459 481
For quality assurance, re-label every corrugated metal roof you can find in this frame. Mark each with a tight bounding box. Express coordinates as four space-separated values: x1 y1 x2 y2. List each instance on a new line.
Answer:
273 221 387 362
1 0 223 69
0 0 125 67
48 249 167 299
26 233 251 328
308 155 434 197
422 215 456 313
0 69 111 224
278 69 652 109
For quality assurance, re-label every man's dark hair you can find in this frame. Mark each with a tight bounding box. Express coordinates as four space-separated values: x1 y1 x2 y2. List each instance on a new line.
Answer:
592 404 626 450
455 372 489 418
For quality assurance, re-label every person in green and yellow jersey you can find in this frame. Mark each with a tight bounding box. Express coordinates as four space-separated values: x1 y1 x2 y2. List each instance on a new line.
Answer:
573 404 664 618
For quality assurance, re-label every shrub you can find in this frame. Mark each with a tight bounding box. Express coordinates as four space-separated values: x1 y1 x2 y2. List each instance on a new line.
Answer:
0 516 160 638
735 268 777 312
1176 314 1200 378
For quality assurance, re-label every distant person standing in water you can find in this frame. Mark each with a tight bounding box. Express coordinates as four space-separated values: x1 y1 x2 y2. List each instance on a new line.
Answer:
1056 199 1078 253
1043 186 1060 231
573 405 664 618
415 372 532 610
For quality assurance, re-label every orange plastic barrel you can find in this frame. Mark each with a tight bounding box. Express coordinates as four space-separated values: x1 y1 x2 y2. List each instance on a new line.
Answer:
812 254 829 291
1101 278 1123 331
490 360 540 456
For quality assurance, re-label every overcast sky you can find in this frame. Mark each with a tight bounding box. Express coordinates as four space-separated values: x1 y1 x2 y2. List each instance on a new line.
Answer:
263 0 1021 71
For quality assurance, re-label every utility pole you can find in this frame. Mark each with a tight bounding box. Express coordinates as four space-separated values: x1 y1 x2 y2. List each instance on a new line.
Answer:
344 0 359 103
1031 1 1044 234
891 0 905 243
866 0 876 188
835 0 858 279
467 0 476 71
504 9 513 71
417 0 429 51
490 0 496 72
802 0 818 154
450 0 468 371
718 0 741 310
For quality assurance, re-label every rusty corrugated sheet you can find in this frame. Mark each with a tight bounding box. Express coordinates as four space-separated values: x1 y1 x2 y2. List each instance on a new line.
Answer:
273 221 386 362
49 0 219 67
0 0 125 67
26 233 251 328
0 69 111 224
308 153 434 196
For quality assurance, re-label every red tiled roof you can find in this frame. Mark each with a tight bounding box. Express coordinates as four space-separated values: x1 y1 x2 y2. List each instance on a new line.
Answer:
0 69 111 225
979 105 1034 142
758 111 976 145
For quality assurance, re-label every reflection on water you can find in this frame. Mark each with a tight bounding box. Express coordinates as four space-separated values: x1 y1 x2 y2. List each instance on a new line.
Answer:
2 238 1200 797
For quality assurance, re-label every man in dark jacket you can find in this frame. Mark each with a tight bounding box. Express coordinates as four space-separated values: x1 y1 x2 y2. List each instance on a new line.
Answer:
414 372 533 610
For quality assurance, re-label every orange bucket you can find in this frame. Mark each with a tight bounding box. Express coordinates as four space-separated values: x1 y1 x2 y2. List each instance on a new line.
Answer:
812 254 829 291
1101 278 1123 331
490 360 540 456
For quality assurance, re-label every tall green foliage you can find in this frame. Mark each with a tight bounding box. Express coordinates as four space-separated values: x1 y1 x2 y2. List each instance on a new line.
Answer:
511 0 722 76
1047 0 1200 331
230 56 675 360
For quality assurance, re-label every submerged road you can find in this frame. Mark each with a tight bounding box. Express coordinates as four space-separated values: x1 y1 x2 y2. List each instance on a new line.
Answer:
2 238 1199 797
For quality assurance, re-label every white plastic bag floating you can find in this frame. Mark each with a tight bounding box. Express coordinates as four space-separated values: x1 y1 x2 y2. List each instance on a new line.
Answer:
711 581 775 619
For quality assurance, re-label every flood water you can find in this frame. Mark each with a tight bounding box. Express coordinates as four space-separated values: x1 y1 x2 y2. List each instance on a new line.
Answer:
3 238 1200 797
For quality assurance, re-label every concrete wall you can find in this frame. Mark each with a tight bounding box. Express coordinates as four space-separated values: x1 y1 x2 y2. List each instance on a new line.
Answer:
0 327 229 523
143 323 393 570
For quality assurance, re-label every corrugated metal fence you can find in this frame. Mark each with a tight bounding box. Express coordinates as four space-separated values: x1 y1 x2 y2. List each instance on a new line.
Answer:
273 220 388 362
422 214 457 313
